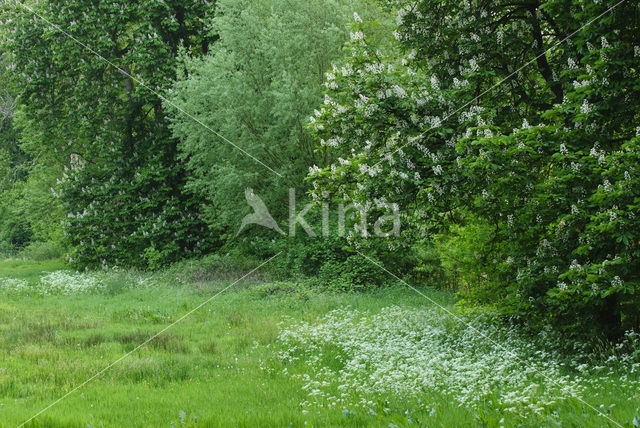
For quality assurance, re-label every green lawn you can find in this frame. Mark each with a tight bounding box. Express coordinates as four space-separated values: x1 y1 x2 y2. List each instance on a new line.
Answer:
0 259 638 427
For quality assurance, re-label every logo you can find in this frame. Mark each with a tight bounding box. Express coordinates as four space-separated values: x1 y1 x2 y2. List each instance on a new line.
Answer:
236 188 400 238
236 188 285 236
235 188 400 238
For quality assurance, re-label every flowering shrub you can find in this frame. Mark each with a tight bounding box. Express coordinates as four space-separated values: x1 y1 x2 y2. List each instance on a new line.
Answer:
275 306 640 419
307 1 640 336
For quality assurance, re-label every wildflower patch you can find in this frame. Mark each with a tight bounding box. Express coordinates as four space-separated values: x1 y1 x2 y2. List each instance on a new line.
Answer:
276 307 640 418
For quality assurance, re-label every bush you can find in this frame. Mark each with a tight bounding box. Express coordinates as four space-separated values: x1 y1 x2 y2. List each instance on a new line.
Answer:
19 241 65 261
0 216 32 249
0 240 12 258
321 254 387 292
229 230 390 291
162 250 266 283
433 217 495 293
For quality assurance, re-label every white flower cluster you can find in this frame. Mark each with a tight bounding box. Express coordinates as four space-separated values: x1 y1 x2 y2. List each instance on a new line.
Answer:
37 271 102 295
0 270 150 295
0 277 29 292
276 306 639 417
0 272 105 295
350 31 364 41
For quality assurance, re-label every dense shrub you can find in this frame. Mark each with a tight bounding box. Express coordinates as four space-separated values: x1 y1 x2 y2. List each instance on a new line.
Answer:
2 0 638 341
0 215 31 249
18 241 65 261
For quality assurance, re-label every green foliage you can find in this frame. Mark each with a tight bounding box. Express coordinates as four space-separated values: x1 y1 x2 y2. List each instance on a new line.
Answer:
307 0 640 336
1 0 638 340
0 207 32 249
267 236 386 291
0 50 64 252
323 254 387 291
0 51 34 252
433 217 494 292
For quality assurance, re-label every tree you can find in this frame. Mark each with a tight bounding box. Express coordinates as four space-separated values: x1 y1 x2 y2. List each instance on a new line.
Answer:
166 0 384 242
308 0 640 336
0 50 35 252
2 0 217 267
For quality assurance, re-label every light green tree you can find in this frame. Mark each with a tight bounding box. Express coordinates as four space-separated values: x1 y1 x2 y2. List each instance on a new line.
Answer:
167 0 385 240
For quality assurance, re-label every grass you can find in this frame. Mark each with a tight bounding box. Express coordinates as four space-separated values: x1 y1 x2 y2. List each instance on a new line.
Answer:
0 259 638 427
0 258 66 283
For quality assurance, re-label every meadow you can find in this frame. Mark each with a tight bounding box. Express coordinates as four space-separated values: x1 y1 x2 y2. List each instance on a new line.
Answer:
0 259 638 427
2 0 639 426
